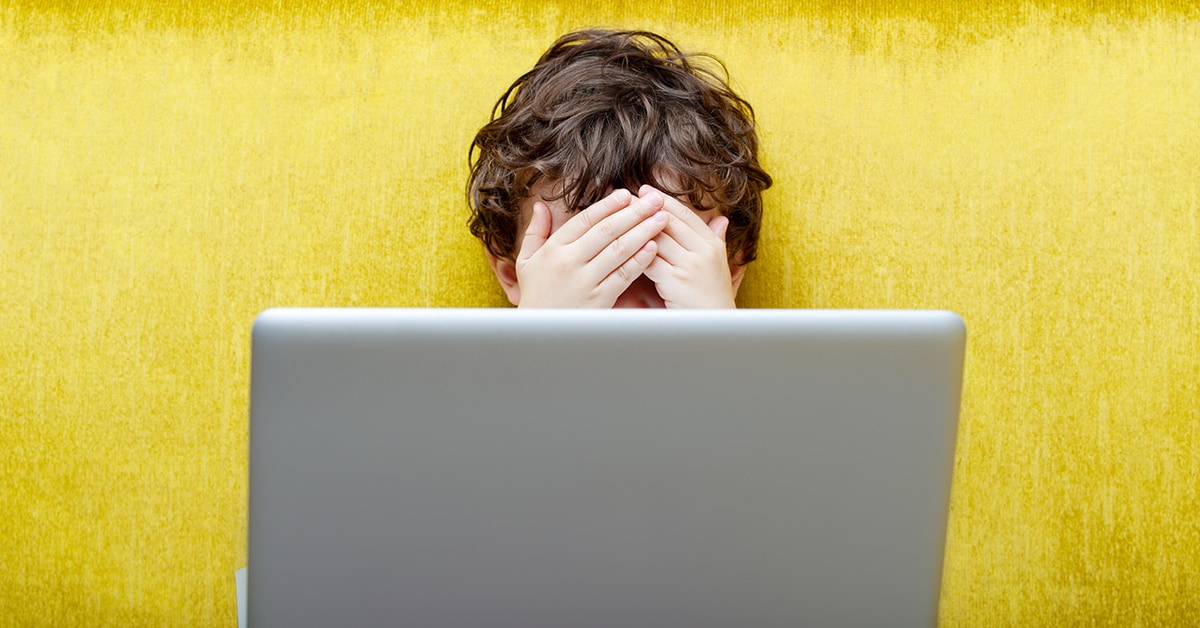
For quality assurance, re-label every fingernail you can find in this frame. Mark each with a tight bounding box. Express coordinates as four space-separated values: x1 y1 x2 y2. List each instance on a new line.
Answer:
644 191 664 207
652 210 668 223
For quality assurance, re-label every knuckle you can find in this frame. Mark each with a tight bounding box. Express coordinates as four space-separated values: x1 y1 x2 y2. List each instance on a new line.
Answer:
575 210 597 233
615 260 636 283
551 255 577 276
606 236 629 259
596 216 619 239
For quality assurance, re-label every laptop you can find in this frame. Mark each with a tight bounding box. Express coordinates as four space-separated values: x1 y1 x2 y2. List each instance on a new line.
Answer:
248 308 965 627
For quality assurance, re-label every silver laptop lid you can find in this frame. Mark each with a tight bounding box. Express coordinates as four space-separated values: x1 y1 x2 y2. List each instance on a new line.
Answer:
249 309 965 627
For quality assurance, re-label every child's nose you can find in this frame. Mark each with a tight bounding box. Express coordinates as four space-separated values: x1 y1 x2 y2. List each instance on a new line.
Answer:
613 276 665 309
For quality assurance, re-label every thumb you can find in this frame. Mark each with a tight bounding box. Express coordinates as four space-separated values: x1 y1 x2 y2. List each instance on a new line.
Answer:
518 201 552 261
709 215 730 241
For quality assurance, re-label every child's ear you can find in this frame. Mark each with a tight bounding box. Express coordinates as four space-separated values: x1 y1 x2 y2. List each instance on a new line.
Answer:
486 251 522 306
730 262 747 297
728 247 751 297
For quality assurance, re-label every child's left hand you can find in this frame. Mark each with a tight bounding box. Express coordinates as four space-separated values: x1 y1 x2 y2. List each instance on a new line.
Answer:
638 185 739 309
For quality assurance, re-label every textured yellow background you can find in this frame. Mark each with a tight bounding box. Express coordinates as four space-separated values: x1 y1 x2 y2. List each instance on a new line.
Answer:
3 1 1198 625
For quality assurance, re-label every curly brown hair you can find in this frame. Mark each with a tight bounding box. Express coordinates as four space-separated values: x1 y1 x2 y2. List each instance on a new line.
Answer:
467 30 772 263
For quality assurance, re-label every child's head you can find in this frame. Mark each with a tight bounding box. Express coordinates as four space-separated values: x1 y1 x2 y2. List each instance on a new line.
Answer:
467 30 772 268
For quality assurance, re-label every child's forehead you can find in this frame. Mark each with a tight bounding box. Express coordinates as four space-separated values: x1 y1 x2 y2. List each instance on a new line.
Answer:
518 178 714 231
524 177 705 208
523 169 702 208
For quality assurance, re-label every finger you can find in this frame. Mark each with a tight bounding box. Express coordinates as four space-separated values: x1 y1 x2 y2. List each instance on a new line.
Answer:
659 212 711 252
651 230 689 266
642 253 672 284
708 215 730 241
587 209 669 280
638 184 712 233
597 239 657 297
573 191 666 261
553 188 634 244
517 201 552 262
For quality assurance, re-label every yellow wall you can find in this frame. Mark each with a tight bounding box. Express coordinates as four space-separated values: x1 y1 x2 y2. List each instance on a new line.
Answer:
2 1 1197 624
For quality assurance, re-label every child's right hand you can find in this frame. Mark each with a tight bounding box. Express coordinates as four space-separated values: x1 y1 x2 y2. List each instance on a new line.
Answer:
514 189 669 308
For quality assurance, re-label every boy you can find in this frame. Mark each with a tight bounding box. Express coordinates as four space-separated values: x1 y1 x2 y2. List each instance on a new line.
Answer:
468 30 772 308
